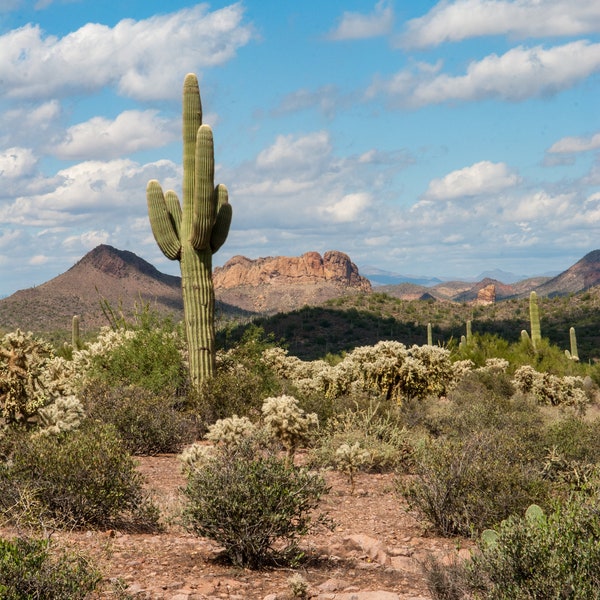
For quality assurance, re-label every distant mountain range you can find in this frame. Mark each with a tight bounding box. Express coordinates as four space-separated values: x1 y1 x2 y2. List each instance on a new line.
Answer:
1 245 600 334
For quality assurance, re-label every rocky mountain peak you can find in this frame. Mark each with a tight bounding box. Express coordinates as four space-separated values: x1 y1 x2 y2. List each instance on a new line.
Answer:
213 250 372 292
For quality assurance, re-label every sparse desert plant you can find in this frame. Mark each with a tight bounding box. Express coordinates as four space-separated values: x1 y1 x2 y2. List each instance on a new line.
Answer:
182 438 331 568
261 395 318 459
335 441 370 492
308 398 413 473
36 395 85 437
0 421 159 530
81 382 198 455
463 494 600 599
0 535 101 600
400 431 549 537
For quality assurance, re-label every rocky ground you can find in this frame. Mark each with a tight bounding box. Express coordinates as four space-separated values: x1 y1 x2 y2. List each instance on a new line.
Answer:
7 454 473 600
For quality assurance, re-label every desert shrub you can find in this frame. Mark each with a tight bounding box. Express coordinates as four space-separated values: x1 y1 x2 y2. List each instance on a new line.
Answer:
465 496 600 599
0 421 159 530
193 326 284 424
182 438 331 568
0 535 101 599
81 383 198 455
308 399 414 474
543 414 600 464
84 324 186 395
400 431 549 537
205 414 257 446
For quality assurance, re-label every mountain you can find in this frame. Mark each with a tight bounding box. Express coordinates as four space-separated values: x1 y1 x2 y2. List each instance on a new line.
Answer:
0 246 371 332
532 250 600 297
0 245 186 332
213 251 372 313
360 266 442 287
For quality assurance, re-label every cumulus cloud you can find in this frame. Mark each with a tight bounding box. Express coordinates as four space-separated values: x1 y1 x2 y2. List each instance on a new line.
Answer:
0 4 254 100
0 147 38 179
422 161 520 201
53 110 179 160
367 41 600 107
400 0 600 48
327 0 394 40
547 131 600 154
255 131 332 172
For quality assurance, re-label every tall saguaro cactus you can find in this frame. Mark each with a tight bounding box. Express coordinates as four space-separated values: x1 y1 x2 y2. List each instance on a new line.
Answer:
146 73 232 386
529 291 541 351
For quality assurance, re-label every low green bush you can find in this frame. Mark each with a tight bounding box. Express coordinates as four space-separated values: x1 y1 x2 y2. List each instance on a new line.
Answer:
308 399 413 474
82 383 199 455
0 421 159 530
400 431 549 537
467 496 600 599
182 438 331 568
0 536 100 599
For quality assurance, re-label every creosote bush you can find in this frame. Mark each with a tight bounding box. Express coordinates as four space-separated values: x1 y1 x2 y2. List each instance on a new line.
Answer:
400 431 549 537
182 438 331 568
81 382 198 455
0 421 159 530
0 536 101 600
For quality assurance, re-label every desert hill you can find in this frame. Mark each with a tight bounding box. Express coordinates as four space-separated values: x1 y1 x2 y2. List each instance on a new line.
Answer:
2 245 600 336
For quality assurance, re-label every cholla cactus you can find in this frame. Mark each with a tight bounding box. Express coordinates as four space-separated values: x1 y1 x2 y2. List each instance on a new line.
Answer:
0 330 53 425
36 395 85 436
179 442 214 475
513 365 588 410
335 442 370 493
261 395 318 459
205 415 257 446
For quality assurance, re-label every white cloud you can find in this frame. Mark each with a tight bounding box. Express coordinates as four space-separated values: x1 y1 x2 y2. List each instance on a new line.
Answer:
423 161 520 201
547 131 600 154
368 41 600 107
255 131 332 172
272 85 341 118
0 4 254 100
401 0 600 48
328 0 394 40
318 192 372 222
0 147 37 179
28 254 49 266
53 110 179 160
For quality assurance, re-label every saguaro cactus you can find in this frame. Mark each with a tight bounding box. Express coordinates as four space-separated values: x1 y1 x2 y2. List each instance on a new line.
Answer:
146 73 232 385
529 291 541 351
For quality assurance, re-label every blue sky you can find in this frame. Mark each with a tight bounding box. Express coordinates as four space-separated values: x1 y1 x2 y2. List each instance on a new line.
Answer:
1 0 599 296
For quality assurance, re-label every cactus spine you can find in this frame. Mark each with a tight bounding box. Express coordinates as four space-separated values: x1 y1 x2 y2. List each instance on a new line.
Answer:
146 73 232 386
529 291 541 351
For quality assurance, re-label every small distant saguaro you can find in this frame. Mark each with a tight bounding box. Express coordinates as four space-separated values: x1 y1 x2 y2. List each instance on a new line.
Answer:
146 73 232 386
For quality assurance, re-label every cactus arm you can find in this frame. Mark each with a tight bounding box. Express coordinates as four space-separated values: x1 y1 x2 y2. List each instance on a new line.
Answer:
146 180 182 260
191 124 216 249
211 184 232 253
164 190 182 238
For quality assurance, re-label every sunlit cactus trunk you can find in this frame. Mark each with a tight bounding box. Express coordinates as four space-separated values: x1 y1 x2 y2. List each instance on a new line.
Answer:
146 74 232 386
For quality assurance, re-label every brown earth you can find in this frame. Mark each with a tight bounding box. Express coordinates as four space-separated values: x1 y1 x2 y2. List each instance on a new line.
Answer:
1 454 470 600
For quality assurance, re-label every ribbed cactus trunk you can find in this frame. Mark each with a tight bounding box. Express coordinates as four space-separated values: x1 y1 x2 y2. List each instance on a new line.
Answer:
529 291 541 351
146 74 232 387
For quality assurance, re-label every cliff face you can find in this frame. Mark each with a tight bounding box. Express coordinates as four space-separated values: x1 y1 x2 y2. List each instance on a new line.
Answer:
213 251 372 313
214 251 372 292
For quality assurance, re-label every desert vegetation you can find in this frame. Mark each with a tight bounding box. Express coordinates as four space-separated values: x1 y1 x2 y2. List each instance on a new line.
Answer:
1 294 600 596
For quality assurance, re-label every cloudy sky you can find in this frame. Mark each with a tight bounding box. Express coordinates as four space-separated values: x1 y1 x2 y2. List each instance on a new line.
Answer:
1 0 599 296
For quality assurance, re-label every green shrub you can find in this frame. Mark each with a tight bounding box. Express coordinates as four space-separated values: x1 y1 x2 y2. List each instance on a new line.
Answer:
0 536 101 599
182 438 331 568
465 495 600 599
308 399 413 474
0 421 159 530
193 326 284 424
85 311 186 395
544 414 600 464
400 431 549 537
82 383 199 455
